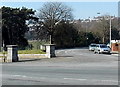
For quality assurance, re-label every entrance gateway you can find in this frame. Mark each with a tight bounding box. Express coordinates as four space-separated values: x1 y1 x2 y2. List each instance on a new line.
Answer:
6 44 56 62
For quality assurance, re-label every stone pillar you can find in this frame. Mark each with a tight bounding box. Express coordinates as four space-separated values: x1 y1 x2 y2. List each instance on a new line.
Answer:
45 44 56 58
40 45 46 51
7 45 18 62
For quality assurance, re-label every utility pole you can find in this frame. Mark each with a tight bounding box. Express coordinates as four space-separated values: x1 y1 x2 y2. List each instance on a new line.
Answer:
97 13 112 45
109 15 112 48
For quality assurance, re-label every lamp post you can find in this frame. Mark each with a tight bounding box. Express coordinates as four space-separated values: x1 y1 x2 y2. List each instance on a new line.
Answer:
109 15 112 48
85 20 87 46
97 13 105 44
97 13 112 46
84 17 90 46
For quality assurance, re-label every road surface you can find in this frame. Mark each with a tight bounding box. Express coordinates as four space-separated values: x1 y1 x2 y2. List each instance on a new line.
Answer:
1 48 118 85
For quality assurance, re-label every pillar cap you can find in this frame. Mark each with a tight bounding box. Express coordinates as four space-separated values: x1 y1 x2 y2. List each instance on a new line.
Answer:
6 45 18 47
44 44 56 46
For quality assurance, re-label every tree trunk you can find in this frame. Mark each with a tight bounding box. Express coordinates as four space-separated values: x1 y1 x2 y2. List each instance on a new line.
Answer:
102 37 105 44
50 35 52 44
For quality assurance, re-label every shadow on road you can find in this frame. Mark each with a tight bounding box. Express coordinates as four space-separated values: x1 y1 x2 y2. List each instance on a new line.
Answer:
93 52 112 55
56 47 89 50
56 56 73 58
18 59 42 62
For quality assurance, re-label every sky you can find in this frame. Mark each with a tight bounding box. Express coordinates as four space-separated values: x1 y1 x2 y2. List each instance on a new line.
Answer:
1 1 119 19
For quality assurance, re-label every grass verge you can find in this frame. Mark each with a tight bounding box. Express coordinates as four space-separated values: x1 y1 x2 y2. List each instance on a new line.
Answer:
0 49 46 55
18 49 46 54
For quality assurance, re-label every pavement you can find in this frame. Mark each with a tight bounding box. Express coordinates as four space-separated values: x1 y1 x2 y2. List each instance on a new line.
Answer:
1 48 119 85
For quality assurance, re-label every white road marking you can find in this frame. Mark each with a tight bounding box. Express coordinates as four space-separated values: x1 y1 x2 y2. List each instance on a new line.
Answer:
100 80 118 82
77 54 83 55
13 75 21 77
103 55 112 56
56 50 65 53
4 74 118 83
12 75 27 78
65 51 67 54
64 78 86 81
63 78 118 83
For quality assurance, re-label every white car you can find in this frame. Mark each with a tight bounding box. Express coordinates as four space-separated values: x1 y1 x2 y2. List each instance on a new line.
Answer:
89 44 97 51
94 44 111 54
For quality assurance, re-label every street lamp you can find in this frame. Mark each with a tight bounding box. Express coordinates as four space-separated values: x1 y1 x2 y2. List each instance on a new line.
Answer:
97 13 105 43
97 13 112 47
109 15 112 48
84 17 90 46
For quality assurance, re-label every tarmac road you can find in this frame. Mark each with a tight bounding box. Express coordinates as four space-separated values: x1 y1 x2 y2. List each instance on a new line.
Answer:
1 48 118 85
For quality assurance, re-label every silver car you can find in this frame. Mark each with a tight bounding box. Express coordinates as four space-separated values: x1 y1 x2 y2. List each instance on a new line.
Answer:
94 44 111 54
89 44 97 51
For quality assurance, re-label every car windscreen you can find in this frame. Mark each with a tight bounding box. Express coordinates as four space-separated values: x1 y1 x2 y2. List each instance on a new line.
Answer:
90 45 96 47
100 45 107 48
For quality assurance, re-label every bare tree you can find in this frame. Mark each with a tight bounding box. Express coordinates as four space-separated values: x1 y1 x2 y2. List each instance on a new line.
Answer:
37 2 73 44
90 15 118 44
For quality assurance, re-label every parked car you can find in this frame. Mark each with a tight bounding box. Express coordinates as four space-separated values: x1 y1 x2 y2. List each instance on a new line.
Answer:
107 43 110 48
89 44 97 51
94 44 111 54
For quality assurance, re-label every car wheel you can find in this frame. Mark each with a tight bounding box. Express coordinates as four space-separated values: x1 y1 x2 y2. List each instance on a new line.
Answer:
98 51 101 54
108 51 111 54
94 51 96 54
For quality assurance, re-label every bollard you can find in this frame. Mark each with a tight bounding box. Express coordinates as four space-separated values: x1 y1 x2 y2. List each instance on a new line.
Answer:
7 45 18 62
44 44 56 58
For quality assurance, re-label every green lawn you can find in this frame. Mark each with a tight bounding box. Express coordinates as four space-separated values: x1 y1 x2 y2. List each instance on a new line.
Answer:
28 40 49 50
0 51 7 54
18 49 46 54
0 50 46 54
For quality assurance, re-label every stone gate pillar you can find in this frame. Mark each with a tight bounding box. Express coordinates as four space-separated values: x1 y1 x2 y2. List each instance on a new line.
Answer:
45 44 56 58
7 45 18 62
